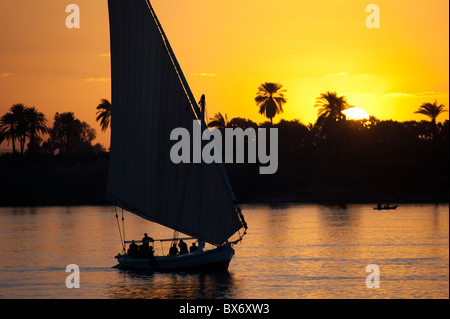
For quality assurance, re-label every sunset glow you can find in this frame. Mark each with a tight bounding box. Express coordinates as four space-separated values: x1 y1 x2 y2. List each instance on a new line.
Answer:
0 1 448 301
343 108 370 120
0 0 448 149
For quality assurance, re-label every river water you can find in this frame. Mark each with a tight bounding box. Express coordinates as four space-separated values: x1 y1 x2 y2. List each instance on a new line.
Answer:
0 204 448 299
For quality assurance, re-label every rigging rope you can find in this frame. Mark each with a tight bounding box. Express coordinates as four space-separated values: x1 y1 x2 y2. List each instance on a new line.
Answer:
144 0 201 119
115 206 125 253
121 208 125 245
144 0 248 235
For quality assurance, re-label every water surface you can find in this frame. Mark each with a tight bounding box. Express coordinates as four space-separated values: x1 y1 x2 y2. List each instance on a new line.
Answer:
0 204 448 298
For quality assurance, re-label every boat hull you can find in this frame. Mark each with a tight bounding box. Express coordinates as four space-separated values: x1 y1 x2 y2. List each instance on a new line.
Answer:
114 245 235 272
373 205 398 210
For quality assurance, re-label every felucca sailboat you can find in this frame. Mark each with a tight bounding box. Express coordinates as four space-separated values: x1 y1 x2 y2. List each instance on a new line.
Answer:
107 0 248 271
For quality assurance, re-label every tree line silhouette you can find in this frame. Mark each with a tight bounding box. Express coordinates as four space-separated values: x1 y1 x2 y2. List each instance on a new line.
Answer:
0 84 448 206
0 105 105 156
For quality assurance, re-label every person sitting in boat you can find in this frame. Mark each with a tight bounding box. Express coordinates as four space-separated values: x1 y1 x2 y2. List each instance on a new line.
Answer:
135 245 144 258
147 245 154 256
142 233 154 250
148 246 157 267
198 239 204 252
189 242 198 253
169 243 179 256
178 239 189 254
127 240 138 257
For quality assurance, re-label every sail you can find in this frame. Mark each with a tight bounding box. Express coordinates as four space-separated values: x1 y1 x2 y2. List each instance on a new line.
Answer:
106 0 244 245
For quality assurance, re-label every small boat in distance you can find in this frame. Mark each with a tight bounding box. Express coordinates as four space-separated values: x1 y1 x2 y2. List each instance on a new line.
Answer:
373 203 398 210
107 0 248 271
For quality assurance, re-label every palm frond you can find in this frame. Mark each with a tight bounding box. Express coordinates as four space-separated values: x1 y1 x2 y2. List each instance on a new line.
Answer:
255 95 268 105
207 112 228 128
95 99 111 131
415 100 448 121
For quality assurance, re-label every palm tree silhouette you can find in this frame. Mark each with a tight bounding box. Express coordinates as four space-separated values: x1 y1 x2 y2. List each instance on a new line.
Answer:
96 99 111 132
11 104 29 154
0 112 17 154
0 104 29 154
0 104 48 154
414 99 447 143
255 82 287 125
314 91 353 132
25 107 48 153
313 92 353 160
52 112 79 155
208 112 229 129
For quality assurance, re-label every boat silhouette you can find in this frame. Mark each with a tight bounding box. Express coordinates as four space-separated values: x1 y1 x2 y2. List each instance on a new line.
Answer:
107 0 247 271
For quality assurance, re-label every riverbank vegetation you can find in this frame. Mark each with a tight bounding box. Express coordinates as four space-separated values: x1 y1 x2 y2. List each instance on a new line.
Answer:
0 90 448 206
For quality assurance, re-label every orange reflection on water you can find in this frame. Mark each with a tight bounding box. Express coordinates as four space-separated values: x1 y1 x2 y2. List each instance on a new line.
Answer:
0 204 448 298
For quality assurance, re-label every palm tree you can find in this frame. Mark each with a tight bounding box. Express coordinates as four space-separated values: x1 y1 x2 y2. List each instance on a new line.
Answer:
0 104 29 154
0 104 48 154
52 112 79 155
96 99 111 132
10 104 29 154
414 99 447 142
313 92 354 159
255 82 287 125
25 107 48 153
314 91 353 130
48 112 98 155
208 112 228 129
0 112 17 154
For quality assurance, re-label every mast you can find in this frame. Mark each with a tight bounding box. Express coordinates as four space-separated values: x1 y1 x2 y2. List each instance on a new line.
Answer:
198 95 205 123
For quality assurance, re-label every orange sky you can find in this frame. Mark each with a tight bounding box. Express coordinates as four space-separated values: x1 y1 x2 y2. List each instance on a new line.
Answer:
0 0 448 149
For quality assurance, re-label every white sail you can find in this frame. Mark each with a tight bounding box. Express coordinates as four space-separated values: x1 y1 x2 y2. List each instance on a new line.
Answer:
106 0 245 245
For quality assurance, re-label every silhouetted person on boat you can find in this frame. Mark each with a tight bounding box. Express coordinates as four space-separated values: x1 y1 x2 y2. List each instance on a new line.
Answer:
190 242 198 253
142 233 153 249
198 240 205 252
128 240 138 257
178 239 188 254
147 245 156 266
136 245 146 258
377 203 382 210
169 243 179 256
